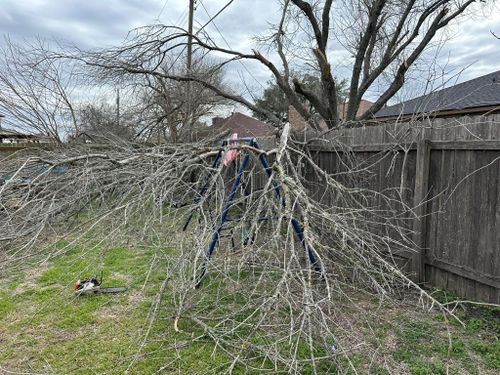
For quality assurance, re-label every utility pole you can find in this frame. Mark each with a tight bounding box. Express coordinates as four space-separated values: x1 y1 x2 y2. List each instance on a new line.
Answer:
187 0 195 72
186 0 195 140
116 88 120 127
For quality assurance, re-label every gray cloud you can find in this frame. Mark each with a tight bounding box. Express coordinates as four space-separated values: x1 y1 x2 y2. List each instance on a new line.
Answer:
0 0 169 47
0 0 498 101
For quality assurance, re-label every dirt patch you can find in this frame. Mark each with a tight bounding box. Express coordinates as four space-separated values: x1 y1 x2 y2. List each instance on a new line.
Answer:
109 271 133 283
127 291 144 304
12 262 50 295
98 306 120 320
389 362 412 374
384 332 399 351
54 328 78 341
24 262 50 280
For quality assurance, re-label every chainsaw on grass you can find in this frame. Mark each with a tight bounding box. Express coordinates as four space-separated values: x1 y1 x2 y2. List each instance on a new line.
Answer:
74 272 127 296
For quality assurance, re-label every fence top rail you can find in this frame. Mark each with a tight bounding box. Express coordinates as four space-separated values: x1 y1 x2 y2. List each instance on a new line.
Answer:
306 140 500 153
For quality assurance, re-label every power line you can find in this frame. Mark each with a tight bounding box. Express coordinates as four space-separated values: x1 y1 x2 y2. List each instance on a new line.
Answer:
197 0 265 90
158 0 265 95
157 0 170 21
198 0 234 32
157 3 190 74
165 0 233 73
175 8 189 28
158 0 189 28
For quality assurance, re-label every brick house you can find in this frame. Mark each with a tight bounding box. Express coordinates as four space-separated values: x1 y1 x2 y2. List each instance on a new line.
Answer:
195 112 276 140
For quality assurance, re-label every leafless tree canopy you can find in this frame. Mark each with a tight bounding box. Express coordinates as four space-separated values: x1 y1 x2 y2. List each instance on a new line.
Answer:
74 102 136 143
135 56 229 143
0 38 80 142
66 0 483 131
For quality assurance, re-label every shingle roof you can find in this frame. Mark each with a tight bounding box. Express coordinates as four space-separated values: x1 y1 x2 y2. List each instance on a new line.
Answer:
0 128 50 139
0 128 29 137
374 70 500 118
198 112 276 139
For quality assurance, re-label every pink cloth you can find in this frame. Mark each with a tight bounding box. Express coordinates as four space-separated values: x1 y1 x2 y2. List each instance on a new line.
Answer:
223 133 239 166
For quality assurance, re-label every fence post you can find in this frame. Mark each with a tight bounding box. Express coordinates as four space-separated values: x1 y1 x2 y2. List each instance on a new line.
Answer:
411 139 431 283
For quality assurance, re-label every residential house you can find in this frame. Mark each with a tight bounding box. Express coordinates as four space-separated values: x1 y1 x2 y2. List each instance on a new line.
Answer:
0 113 53 144
1 128 39 144
195 112 276 141
0 128 52 144
374 70 500 120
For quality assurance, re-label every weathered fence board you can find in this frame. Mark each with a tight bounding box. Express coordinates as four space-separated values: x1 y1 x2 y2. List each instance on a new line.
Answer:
302 114 500 303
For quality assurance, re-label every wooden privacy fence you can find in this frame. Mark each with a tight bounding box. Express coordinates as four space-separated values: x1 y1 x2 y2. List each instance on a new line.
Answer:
302 114 500 304
0 143 53 159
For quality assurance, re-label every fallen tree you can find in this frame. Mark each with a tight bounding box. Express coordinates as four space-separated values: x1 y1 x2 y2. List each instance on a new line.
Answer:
0 124 459 373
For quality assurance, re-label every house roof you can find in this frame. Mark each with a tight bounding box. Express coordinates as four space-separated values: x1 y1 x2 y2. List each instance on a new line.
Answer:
0 128 30 138
375 70 500 118
200 112 276 139
0 128 49 139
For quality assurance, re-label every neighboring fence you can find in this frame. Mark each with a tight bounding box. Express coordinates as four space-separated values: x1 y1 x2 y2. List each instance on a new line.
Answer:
304 114 500 303
0 143 51 159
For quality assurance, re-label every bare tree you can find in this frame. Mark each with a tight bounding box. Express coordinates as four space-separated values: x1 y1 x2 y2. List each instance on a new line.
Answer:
337 0 479 121
0 38 81 142
253 73 349 123
72 102 136 143
135 56 228 143
68 0 484 131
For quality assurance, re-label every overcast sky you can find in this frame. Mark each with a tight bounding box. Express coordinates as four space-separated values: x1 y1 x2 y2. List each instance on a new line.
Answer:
1 0 499 102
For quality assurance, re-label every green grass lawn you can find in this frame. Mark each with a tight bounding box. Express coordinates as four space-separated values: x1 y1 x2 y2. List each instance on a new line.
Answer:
0 243 231 374
0 242 499 374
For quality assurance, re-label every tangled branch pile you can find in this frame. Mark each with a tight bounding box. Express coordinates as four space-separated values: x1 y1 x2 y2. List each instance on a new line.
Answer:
0 125 452 373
